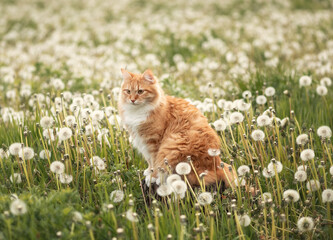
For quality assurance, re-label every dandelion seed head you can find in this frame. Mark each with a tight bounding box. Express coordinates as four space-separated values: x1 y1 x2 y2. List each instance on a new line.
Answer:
320 77 332 87
322 189 333 203
72 211 83 222
237 165 250 176
242 90 252 98
198 192 213 206
39 149 51 159
213 119 227 131
65 115 76 127
238 214 251 227
10 173 22 184
110 190 125 203
316 85 328 96
306 179 320 192
236 99 251 111
256 95 267 105
9 143 22 156
58 127 72 141
251 129 265 141
40 116 54 128
175 162 191 175
10 199 27 215
317 126 332 139
295 170 307 182
330 166 333 176
59 173 73 184
297 217 314 232
171 180 187 195
299 76 312 87
157 184 172 197
50 161 65 174
296 134 309 145
257 115 272 127
166 174 181 186
264 87 275 97
126 208 139 222
229 112 244 124
267 161 283 173
262 168 275 178
300 149 315 161
208 148 220 156
283 189 300 202
18 147 34 160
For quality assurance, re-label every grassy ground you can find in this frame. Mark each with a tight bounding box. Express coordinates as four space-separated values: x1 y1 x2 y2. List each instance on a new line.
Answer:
0 0 333 239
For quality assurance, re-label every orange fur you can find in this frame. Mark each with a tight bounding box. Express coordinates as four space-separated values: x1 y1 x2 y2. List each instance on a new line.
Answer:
118 69 236 187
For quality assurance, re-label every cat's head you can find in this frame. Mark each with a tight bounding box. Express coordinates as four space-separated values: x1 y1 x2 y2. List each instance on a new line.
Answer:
120 69 161 106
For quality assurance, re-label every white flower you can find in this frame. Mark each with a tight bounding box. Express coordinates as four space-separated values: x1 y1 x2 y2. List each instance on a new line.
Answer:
236 99 251 112
316 85 328 96
317 126 332 139
257 115 272 127
213 119 227 131
299 76 312 87
297 217 314 232
50 161 65 174
59 174 73 184
264 87 275 97
51 78 65 90
262 192 272 202
110 190 124 203
298 165 307 172
126 208 139 222
300 149 315 161
234 178 246 187
198 192 213 205
43 128 55 141
320 77 332 86
322 189 333 203
90 156 106 171
242 90 252 98
251 129 265 141
237 165 250 176
306 180 320 192
10 199 27 215
283 189 300 202
157 184 172 197
0 148 9 158
296 134 309 145
167 174 181 186
72 211 83 222
295 170 307 182
10 173 22 184
262 168 275 178
108 115 122 126
58 127 73 141
91 110 104 121
280 117 289 128
170 180 187 195
330 166 333 176
267 161 283 173
175 162 191 175
9 143 22 156
18 147 34 160
40 116 53 128
65 115 76 127
39 149 51 159
256 95 267 105
237 214 251 227
229 112 244 124
208 148 220 156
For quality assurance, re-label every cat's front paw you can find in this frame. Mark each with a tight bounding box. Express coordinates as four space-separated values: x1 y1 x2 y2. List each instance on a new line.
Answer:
145 174 156 187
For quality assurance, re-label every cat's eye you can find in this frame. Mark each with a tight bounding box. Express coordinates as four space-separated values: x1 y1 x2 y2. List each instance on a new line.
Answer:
124 89 130 94
138 89 144 94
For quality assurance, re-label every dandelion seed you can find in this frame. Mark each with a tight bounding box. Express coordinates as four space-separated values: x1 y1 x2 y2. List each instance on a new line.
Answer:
166 174 181 186
10 173 22 184
306 180 320 192
65 115 76 127
242 90 252 98
237 214 251 227
322 189 333 203
299 76 312 87
264 87 275 97
157 184 172 197
175 162 191 175
256 95 267 105
58 127 72 141
229 112 244 124
317 126 332 139
295 170 307 182
171 180 187 195
72 211 83 222
59 173 73 184
296 134 309 145
18 147 34 160
316 85 328 96
9 143 22 156
257 115 272 127
213 119 227 131
198 192 213 206
39 149 51 159
297 217 314 232
251 129 265 141
237 165 250 176
283 189 300 202
300 149 315 161
262 168 275 178
10 199 27 215
320 77 332 87
110 190 124 203
126 208 139 222
208 148 220 156
40 116 53 128
50 161 65 174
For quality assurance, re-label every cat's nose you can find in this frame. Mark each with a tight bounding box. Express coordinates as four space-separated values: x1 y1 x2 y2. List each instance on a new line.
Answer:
131 99 136 103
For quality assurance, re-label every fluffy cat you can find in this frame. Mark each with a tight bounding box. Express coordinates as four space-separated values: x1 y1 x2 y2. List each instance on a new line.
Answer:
118 68 236 188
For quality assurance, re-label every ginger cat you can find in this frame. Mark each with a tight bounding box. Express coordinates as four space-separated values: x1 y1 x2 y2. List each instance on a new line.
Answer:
118 69 236 188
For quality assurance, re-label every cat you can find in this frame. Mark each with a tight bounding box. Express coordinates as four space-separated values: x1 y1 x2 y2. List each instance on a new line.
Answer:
118 68 236 188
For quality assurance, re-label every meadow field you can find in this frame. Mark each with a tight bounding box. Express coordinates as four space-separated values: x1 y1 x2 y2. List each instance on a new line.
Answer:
0 0 333 239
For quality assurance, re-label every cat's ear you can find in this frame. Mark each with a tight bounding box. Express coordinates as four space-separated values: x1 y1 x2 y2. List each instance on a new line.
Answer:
142 69 156 84
121 68 132 82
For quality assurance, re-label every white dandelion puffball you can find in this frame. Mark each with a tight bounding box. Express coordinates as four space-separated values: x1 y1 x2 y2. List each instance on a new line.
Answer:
237 165 250 176
262 192 272 202
256 95 267 105
58 127 73 141
317 126 332 139
72 211 83 222
39 149 51 159
242 90 252 98
268 161 283 173
110 190 124 203
264 87 275 97
330 166 333 176
65 115 76 127
300 149 315 161
59 173 73 184
234 178 246 187
299 76 312 87
322 189 333 203
198 192 213 206
229 112 244 124
251 129 265 141
296 134 309 145
126 208 139 222
171 180 187 195
316 85 328 96
238 214 251 227
10 173 22 184
9 143 22 156
166 174 181 186
40 116 53 128
175 162 191 175
90 156 106 171
257 115 272 127
298 165 307 172
18 147 34 160
213 119 227 131
50 161 65 174
283 189 300 203
157 184 172 197
306 180 320 192
208 148 220 156
280 117 289 128
10 199 27 215
0 148 9 158
320 77 332 86
262 168 275 178
236 99 251 112
43 129 55 141
294 170 307 182
297 217 314 232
